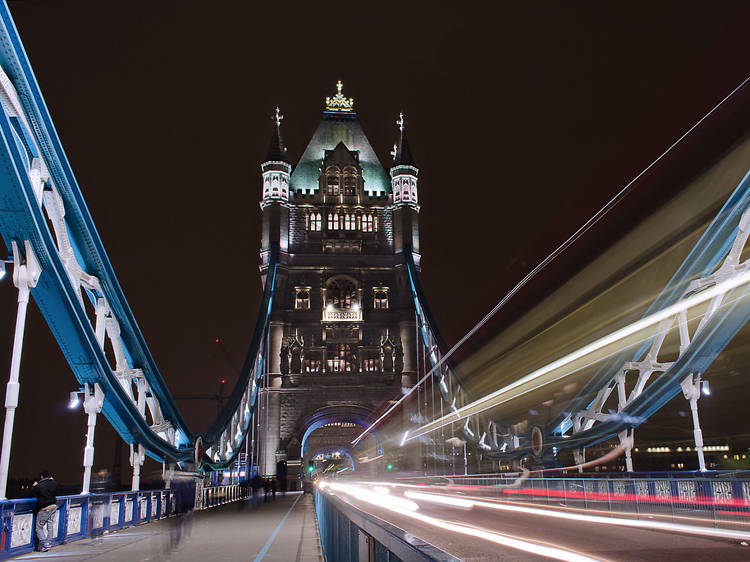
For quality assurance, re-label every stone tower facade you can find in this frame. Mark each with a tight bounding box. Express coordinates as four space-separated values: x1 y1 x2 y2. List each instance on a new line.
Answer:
258 83 421 477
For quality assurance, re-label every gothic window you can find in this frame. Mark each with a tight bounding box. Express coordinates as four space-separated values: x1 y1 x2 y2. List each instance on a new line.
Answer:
295 288 310 309
343 173 356 196
374 215 379 232
326 168 340 195
362 214 373 232
344 213 355 230
328 279 357 309
304 359 321 373
305 213 310 230
263 176 270 197
271 174 280 195
328 213 340 231
327 343 355 373
373 288 389 309
310 212 322 231
363 358 380 372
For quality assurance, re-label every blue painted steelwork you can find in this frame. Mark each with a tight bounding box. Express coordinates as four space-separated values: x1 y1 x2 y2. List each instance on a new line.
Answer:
0 489 175 559
0 2 276 469
546 171 750 450
403 172 750 458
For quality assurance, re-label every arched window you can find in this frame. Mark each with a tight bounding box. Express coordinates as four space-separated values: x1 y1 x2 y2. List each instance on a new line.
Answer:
311 212 322 231
374 289 388 309
326 168 340 195
327 344 355 373
328 279 356 309
295 289 310 309
363 358 380 372
328 213 339 231
343 175 356 196
362 214 373 232
344 214 355 230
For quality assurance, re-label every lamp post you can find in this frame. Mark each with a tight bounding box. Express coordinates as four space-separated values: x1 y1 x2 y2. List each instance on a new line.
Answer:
69 383 105 494
0 241 41 499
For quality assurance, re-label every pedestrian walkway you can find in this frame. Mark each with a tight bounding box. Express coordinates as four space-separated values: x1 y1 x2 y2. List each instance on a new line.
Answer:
12 491 323 562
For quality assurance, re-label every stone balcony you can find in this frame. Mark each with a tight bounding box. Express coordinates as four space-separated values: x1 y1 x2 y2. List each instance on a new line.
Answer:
321 307 362 322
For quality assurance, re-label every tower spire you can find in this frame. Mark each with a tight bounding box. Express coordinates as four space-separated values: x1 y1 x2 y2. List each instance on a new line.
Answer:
265 106 289 163
392 112 416 167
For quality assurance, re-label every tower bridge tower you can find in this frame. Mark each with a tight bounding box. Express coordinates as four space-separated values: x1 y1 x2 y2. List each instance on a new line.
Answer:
258 83 421 478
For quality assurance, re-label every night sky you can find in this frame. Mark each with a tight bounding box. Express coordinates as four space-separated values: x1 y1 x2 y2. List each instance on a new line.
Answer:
0 1 749 486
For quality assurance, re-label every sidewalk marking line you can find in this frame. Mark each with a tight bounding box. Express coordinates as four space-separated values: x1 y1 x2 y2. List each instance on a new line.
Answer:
254 494 303 562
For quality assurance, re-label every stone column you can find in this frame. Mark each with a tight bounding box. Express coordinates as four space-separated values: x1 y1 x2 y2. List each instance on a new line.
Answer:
261 322 284 477
399 320 416 377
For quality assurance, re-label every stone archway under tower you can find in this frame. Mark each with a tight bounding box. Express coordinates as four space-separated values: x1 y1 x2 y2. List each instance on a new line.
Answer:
298 406 382 472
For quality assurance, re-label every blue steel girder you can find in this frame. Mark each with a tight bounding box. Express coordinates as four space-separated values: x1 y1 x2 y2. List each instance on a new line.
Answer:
0 2 273 470
403 171 750 461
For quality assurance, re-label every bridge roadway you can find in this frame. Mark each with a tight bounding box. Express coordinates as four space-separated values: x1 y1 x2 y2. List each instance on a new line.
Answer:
321 481 750 561
11 492 321 562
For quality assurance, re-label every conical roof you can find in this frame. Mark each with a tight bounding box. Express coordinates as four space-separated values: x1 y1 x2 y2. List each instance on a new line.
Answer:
393 126 417 167
392 113 417 167
264 107 289 163
290 113 390 194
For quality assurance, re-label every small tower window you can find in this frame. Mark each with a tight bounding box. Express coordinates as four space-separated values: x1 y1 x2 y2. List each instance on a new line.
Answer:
362 214 373 232
326 172 340 195
310 212 322 231
328 213 339 230
344 213 355 230
363 358 380 372
327 343 355 373
343 174 356 195
328 279 357 309
374 288 389 309
295 288 311 309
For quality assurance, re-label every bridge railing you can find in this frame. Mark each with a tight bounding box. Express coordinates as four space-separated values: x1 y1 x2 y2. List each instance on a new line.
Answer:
201 484 246 509
0 489 175 560
314 488 459 562
408 475 750 527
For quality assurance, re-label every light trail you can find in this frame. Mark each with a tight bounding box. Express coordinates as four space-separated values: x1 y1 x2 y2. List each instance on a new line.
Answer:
408 489 750 542
351 71 750 448
320 482 601 561
405 268 750 441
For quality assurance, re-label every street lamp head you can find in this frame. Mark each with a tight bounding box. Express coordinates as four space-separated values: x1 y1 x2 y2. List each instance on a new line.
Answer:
68 390 81 409
0 261 6 281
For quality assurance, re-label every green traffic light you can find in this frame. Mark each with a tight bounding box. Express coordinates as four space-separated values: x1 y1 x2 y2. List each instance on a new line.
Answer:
308 465 314 473
386 464 393 471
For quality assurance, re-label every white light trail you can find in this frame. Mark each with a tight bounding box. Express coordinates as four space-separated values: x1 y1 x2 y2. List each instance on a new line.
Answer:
351 71 750 448
466 493 750 541
405 490 474 509
321 482 600 561
406 268 750 441
371 484 750 542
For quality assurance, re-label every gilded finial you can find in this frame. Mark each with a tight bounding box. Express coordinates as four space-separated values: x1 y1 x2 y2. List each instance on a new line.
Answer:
273 107 283 127
396 112 405 132
390 143 398 160
325 80 355 112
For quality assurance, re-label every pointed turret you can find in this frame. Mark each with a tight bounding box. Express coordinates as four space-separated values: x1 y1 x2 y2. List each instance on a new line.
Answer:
265 107 289 163
392 114 417 167
390 112 420 207
261 107 292 254
390 112 420 254
261 107 292 206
